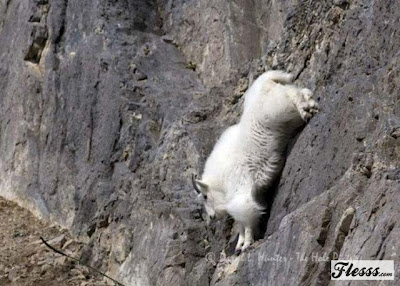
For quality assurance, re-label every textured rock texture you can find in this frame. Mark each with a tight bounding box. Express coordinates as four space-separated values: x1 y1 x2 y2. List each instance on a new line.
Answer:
0 0 399 285
0 197 110 285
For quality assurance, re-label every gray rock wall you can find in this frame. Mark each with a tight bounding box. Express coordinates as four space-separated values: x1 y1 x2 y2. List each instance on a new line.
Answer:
0 0 398 285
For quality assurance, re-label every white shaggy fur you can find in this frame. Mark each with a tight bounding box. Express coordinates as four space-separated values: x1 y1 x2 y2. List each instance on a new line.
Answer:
193 70 318 252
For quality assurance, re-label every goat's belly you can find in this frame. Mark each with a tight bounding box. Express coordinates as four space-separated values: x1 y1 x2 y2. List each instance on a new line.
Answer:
242 139 286 186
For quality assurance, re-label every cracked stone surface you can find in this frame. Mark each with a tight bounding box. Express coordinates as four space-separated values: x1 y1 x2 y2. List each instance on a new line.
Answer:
0 0 399 285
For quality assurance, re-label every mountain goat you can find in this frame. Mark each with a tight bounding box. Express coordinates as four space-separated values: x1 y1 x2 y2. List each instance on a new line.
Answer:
192 70 318 252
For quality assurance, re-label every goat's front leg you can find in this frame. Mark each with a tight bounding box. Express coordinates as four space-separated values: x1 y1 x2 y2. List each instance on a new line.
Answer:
241 226 254 252
235 224 245 254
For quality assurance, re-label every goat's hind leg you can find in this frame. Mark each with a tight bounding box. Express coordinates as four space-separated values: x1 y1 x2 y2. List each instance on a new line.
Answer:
292 88 319 122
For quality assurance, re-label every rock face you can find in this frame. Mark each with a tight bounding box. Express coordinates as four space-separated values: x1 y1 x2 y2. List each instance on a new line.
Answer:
0 196 108 285
0 0 398 285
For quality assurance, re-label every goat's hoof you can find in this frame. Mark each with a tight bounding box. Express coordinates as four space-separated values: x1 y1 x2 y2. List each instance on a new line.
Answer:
300 99 319 122
235 249 242 256
241 243 251 252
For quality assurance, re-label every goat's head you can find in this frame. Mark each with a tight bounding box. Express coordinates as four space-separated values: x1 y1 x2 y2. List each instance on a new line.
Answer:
192 174 223 222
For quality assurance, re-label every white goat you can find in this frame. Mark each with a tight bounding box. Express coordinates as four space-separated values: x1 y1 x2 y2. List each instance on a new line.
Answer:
192 70 318 252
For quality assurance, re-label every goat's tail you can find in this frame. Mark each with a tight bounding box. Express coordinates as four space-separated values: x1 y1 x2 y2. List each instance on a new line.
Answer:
263 70 293 85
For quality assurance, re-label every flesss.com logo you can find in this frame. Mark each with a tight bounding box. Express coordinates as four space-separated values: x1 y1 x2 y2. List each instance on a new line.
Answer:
331 260 394 280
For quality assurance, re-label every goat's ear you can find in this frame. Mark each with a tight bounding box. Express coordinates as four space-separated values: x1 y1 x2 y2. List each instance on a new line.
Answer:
195 180 209 194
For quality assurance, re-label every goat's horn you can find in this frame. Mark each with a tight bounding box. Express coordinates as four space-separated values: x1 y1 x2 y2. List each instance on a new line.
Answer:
192 174 202 194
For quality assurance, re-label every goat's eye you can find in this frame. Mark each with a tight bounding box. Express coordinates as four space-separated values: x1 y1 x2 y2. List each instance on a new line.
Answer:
203 195 208 200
